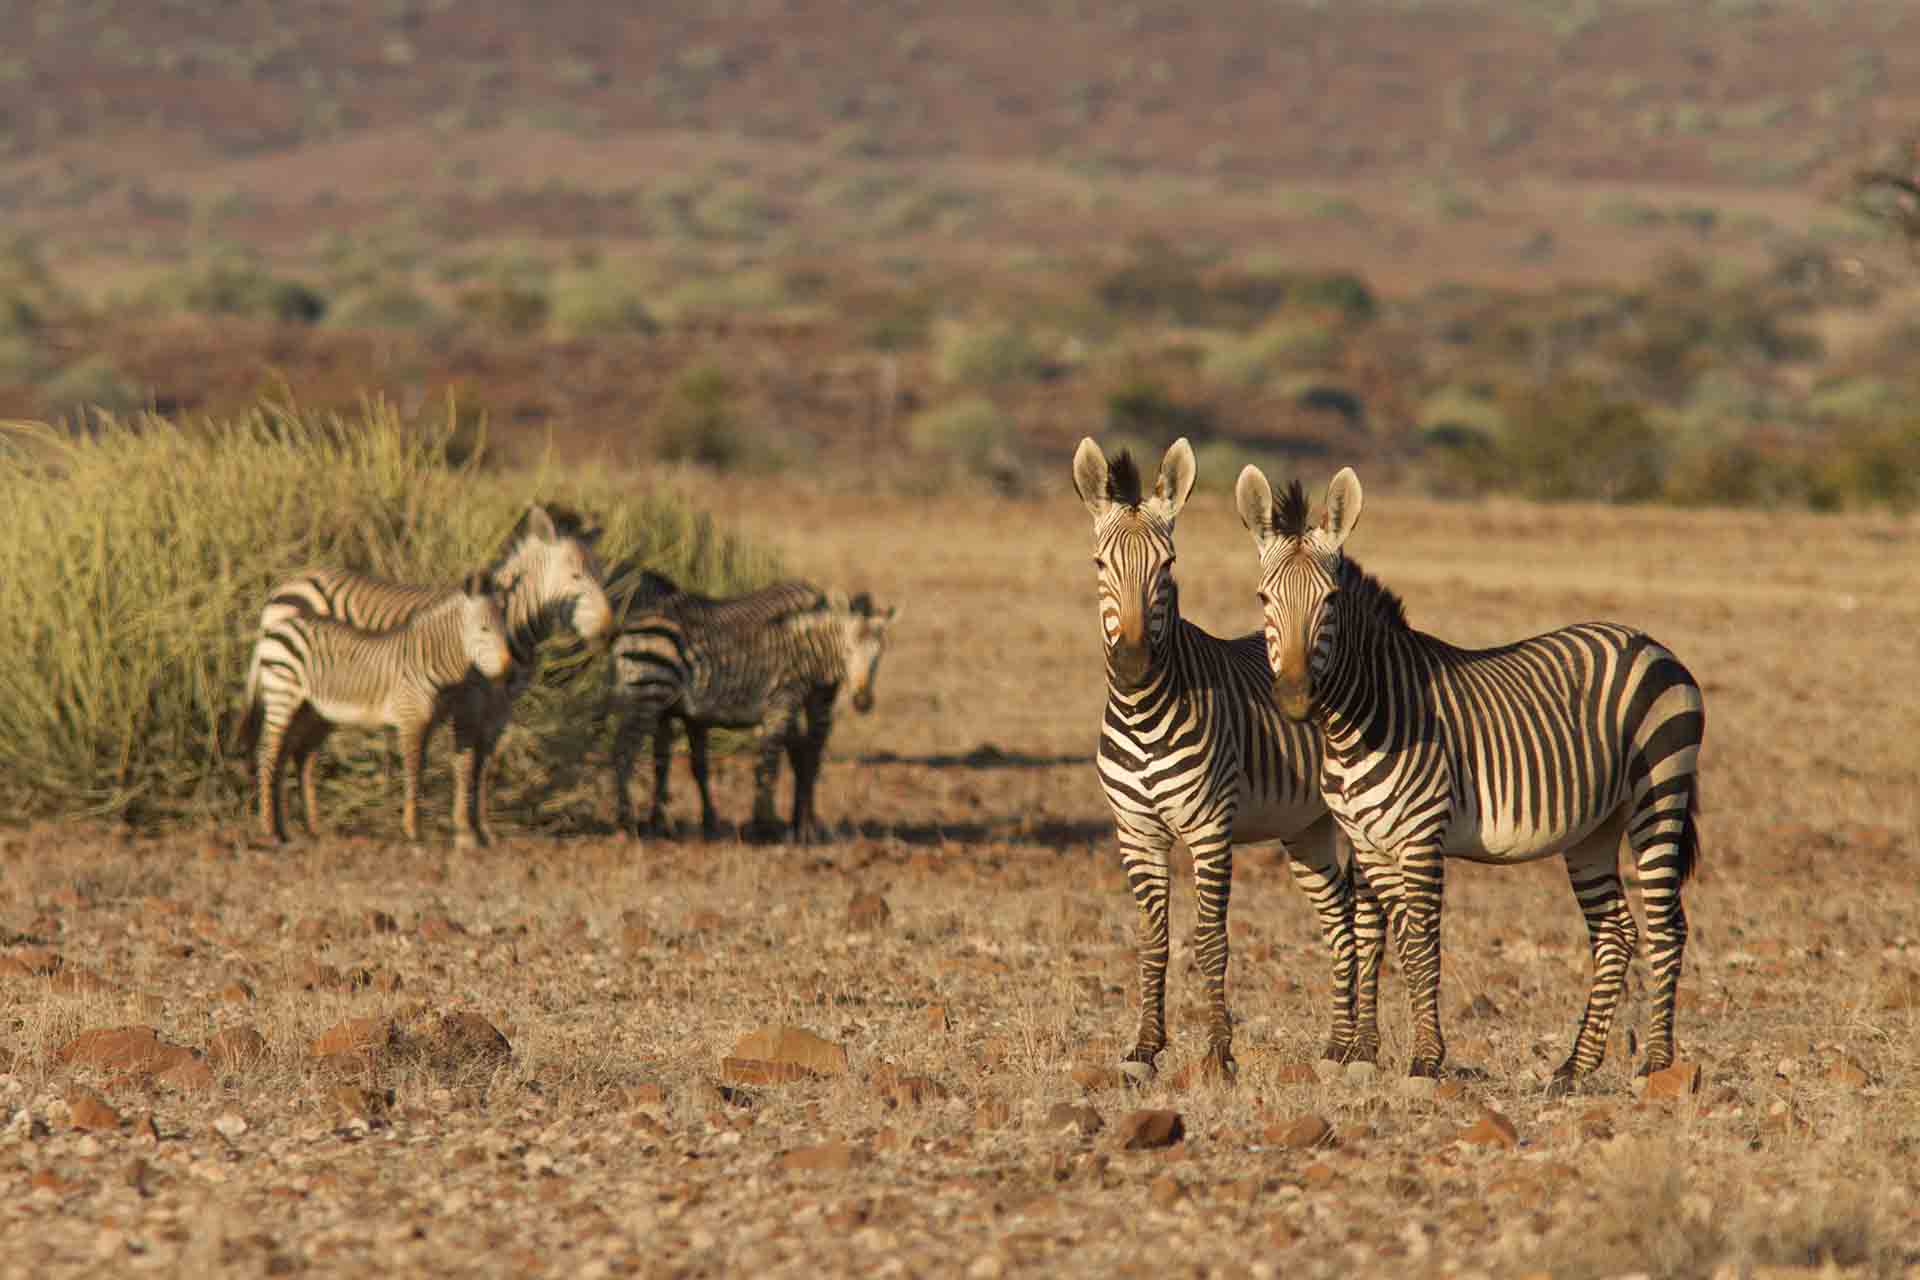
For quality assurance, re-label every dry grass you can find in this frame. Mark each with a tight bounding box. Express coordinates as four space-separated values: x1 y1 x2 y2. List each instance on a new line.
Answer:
1 469 1917 1276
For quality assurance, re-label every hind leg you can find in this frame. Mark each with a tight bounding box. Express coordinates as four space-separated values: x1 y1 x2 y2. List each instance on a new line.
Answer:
253 699 296 844
1116 818 1177 1083
286 709 332 839
686 722 720 839
1551 816 1637 1094
1631 792 1697 1075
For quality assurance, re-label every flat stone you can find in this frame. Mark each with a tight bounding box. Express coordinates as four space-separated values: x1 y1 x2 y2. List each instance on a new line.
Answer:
779 1141 865 1172
1268 1113 1336 1149
729 1026 848 1077
309 1017 403 1064
155 1055 215 1092
1116 1109 1184 1150
721 1057 817 1086
1644 1061 1702 1100
1044 1103 1103 1137
65 1086 121 1132
1069 1065 1122 1093
1272 1061 1321 1085
56 1027 196 1076
1458 1107 1519 1149
427 1012 511 1068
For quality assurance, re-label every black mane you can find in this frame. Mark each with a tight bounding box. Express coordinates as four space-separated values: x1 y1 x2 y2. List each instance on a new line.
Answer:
523 501 594 540
1107 450 1144 507
1272 479 1311 539
1338 556 1408 631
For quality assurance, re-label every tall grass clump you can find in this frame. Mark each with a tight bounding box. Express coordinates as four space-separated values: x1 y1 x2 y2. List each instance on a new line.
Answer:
0 400 778 828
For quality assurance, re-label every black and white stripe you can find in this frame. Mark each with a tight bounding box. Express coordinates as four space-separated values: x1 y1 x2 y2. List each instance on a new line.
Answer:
1237 465 1704 1089
252 503 611 847
1073 437 1364 1084
239 572 513 846
605 576 896 843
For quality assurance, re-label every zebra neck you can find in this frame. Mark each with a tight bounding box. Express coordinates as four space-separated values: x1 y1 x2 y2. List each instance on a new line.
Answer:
1316 618 1417 747
416 608 474 688
502 587 556 666
1105 618 1184 701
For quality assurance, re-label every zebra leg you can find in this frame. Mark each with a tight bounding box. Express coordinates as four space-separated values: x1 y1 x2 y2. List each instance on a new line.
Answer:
1630 788 1698 1076
253 698 295 844
396 720 430 844
1351 864 1387 1065
1552 822 1638 1093
287 711 332 839
1284 815 1362 1063
1186 822 1241 1080
1393 845 1449 1078
608 702 655 838
647 714 677 837
743 698 799 844
472 686 511 846
1116 818 1176 1084
685 721 720 839
786 690 834 844
449 703 486 851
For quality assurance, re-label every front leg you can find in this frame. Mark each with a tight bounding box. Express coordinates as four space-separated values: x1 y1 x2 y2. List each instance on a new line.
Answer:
396 718 430 845
1185 818 1239 1081
287 711 332 839
1114 817 1176 1083
608 698 660 838
1395 844 1449 1078
449 697 486 852
786 689 835 844
648 713 678 837
743 694 800 845
1282 815 1363 1064
686 722 719 839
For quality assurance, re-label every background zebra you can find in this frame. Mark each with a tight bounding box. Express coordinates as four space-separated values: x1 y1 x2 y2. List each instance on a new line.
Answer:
254 503 611 847
1072 437 1366 1085
1236 464 1705 1090
240 571 512 846
604 575 897 843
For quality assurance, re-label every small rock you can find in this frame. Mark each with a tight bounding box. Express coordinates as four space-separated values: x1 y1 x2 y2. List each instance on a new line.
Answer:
1116 1110 1184 1150
847 892 891 931
1643 1061 1703 1101
417 914 466 943
56 1026 196 1076
1268 1113 1335 1150
1273 1061 1321 1085
219 980 255 1004
212 1111 249 1139
1828 1058 1871 1089
729 1025 848 1077
779 1141 865 1172
155 1055 215 1092
428 1012 512 1068
207 1026 269 1069
924 1004 953 1033
1149 1172 1184 1208
1576 1107 1613 1141
1434 1079 1472 1103
1458 1107 1519 1149
65 1086 121 1132
309 1017 402 1064
1044 1103 1103 1137
1343 1060 1378 1086
1069 1064 1121 1093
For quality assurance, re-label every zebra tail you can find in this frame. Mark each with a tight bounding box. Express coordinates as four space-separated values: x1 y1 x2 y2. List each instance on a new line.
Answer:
1675 787 1701 888
232 646 265 760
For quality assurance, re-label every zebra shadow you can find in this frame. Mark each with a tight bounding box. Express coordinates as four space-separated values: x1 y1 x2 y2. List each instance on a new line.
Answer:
855 745 1093 770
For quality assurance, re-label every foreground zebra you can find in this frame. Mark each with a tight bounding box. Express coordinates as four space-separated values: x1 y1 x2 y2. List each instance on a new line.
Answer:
255 504 611 847
1072 438 1365 1084
605 575 898 843
1236 464 1704 1090
240 572 513 845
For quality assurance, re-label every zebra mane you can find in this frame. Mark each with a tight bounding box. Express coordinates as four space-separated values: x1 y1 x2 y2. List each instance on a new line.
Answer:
1106 450 1144 508
1338 557 1408 631
1272 479 1311 539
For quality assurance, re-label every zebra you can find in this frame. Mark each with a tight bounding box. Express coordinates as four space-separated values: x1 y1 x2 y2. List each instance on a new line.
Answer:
254 503 612 848
1072 436 1368 1085
239 571 514 846
1234 464 1704 1091
605 576 898 844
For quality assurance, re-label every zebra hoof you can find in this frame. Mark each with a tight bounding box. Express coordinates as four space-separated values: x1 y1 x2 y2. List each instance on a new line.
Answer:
1118 1059 1157 1088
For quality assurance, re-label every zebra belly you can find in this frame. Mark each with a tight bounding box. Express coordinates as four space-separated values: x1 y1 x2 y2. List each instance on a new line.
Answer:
1434 803 1621 864
308 692 400 730
1322 759 1620 863
1229 782 1326 846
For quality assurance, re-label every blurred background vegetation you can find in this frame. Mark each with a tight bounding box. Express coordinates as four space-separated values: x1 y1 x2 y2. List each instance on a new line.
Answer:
0 0 1916 514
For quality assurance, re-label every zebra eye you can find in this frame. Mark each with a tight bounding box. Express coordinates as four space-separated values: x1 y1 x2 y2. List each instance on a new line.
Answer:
1092 557 1107 571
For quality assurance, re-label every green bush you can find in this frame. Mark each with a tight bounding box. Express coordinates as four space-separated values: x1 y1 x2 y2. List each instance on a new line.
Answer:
934 321 1051 386
547 271 658 338
142 260 328 324
1499 380 1666 503
330 285 441 330
906 397 1021 491
654 365 748 468
38 355 144 422
0 401 777 826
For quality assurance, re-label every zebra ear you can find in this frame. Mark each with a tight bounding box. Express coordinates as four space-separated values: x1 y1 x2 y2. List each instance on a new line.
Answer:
1321 467 1363 550
1072 437 1111 519
1235 464 1276 551
526 504 559 542
1150 437 1196 523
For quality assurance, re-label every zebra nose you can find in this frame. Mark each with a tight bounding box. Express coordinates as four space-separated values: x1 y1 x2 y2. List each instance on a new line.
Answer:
1271 674 1313 722
852 689 874 714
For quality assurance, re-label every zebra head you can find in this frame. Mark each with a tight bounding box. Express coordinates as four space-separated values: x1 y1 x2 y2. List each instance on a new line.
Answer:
458 571 515 683
501 504 614 647
836 591 899 714
1234 464 1363 722
1072 437 1195 691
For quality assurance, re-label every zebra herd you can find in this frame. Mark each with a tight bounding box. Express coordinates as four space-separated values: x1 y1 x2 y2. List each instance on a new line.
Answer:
238 437 1704 1092
1080 436 1705 1093
237 504 897 850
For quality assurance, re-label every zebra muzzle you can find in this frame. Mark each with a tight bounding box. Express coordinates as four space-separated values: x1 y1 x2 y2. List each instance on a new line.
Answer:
1271 673 1314 722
